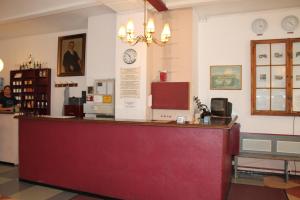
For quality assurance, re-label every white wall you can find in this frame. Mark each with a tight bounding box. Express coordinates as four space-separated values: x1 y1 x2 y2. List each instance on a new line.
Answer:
198 7 300 134
86 13 116 86
115 12 149 120
0 13 117 116
0 29 87 116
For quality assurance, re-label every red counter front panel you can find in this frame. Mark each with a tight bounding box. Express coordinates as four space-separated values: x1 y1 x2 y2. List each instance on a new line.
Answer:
19 119 233 200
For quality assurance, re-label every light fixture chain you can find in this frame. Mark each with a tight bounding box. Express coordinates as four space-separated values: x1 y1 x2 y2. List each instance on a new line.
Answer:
144 0 147 36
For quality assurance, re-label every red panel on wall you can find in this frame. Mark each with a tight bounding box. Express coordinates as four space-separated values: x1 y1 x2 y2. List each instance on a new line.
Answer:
151 82 189 110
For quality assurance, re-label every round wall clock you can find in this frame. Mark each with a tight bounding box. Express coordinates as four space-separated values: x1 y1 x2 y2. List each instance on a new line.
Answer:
251 18 268 35
123 48 137 64
281 15 299 32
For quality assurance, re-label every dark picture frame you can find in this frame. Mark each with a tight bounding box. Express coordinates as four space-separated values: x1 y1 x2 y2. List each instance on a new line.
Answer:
57 33 86 76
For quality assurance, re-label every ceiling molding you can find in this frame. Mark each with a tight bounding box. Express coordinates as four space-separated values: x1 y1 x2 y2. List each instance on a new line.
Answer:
194 0 300 18
0 5 114 40
0 1 103 25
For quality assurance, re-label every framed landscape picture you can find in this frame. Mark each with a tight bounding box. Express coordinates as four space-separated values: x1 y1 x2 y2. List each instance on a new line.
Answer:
210 65 242 90
57 33 86 77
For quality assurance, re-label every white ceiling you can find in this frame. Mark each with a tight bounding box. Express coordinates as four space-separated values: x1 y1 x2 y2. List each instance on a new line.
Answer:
0 0 300 40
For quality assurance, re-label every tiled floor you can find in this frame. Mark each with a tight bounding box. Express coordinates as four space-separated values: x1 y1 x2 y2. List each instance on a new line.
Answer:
1 163 299 200
233 171 300 200
0 164 106 200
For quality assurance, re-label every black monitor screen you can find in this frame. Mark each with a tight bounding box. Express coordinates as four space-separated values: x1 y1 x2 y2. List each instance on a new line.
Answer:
211 98 228 116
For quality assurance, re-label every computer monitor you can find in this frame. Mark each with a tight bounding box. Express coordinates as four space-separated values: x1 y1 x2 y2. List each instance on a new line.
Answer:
211 98 232 117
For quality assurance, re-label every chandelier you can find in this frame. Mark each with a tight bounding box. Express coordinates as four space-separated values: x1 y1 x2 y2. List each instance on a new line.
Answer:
117 0 171 46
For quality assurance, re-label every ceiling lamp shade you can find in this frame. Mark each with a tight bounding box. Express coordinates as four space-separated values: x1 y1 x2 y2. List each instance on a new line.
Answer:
0 59 4 72
118 0 171 46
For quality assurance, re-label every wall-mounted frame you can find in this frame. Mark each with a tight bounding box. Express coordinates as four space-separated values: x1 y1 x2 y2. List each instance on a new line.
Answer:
57 33 86 77
251 38 300 116
0 77 4 91
210 65 242 90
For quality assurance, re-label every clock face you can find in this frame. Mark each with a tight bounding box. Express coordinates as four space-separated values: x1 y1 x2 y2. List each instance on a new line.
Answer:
281 15 299 32
123 49 137 64
252 18 268 35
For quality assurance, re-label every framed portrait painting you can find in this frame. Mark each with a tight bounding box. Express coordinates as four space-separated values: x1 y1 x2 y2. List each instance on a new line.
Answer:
57 33 86 76
210 65 242 90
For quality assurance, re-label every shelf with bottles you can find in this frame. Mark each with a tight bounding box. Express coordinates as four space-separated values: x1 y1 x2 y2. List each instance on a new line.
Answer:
12 80 22 86
36 93 48 101
24 95 35 100
38 69 49 78
36 101 48 109
20 70 35 78
23 79 34 85
10 68 51 115
14 95 22 101
22 101 35 109
12 88 22 94
22 88 35 93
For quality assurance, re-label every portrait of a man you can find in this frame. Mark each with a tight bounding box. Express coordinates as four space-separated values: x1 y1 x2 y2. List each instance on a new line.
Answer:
57 33 86 76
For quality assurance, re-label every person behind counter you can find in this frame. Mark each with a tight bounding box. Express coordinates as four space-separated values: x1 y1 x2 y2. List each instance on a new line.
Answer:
0 85 18 112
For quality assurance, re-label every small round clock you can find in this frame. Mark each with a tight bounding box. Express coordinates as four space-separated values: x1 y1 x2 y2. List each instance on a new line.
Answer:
281 15 299 32
123 48 137 64
251 18 268 35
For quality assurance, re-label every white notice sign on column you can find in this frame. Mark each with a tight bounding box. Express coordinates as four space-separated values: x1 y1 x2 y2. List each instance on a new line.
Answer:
120 67 140 98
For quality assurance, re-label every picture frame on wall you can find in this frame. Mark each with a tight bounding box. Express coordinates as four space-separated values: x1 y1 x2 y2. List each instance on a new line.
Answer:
57 33 86 77
0 77 3 91
210 65 242 90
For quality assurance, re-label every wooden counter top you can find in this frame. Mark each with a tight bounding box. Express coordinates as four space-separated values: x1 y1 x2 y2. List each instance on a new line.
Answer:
17 115 238 129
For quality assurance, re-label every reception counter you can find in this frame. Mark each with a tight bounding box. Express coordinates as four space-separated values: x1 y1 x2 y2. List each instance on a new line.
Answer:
0 112 18 164
18 116 239 200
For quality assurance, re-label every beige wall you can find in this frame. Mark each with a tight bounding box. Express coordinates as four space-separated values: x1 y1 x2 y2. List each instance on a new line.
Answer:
149 8 196 121
149 8 193 82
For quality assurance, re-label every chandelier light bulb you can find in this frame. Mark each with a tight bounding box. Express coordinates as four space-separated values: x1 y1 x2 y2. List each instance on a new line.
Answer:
118 26 126 39
146 18 155 33
0 59 4 72
162 23 171 38
126 20 135 34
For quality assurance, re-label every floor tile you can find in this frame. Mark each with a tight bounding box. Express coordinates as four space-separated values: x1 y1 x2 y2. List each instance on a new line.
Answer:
290 178 300 185
264 176 300 189
0 194 14 200
71 195 105 200
286 186 300 199
0 168 18 179
47 191 77 200
232 172 264 186
0 165 15 174
0 179 33 196
232 177 264 186
11 185 63 200
0 177 12 185
287 193 300 200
